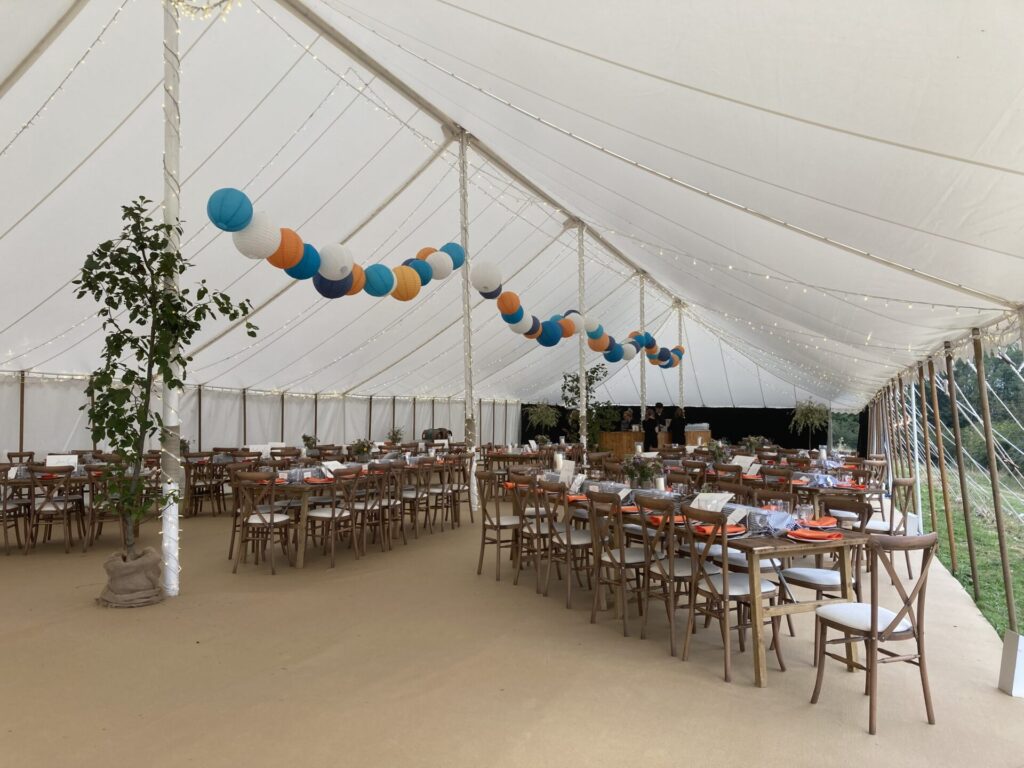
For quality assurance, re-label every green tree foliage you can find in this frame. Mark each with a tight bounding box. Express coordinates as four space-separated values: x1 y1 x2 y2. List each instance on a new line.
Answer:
75 197 255 558
561 364 620 446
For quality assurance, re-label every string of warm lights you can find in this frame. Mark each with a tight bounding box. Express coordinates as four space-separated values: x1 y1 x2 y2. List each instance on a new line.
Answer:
322 0 1017 311
0 0 134 160
167 0 238 21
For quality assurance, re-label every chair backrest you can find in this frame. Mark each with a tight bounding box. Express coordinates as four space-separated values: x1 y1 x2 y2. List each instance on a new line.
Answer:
603 460 625 483
508 472 541 527
756 451 777 464
538 479 569 543
27 464 74 513
476 470 500 526
586 489 627 564
717 479 753 505
679 460 707 492
235 471 276 523
634 494 679 581
842 457 865 468
869 532 938 640
864 459 887 484
761 466 794 492
713 463 742 484
753 488 798 509
891 477 917 532
788 456 812 470
678 503 732 602
7 451 34 465
819 495 873 531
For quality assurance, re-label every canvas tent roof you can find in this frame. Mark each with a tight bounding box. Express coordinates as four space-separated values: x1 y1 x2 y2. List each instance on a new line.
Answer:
2 0 1023 413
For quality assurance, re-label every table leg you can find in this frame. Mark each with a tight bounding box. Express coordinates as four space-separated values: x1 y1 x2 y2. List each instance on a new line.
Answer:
838 545 858 671
295 494 309 568
747 553 768 687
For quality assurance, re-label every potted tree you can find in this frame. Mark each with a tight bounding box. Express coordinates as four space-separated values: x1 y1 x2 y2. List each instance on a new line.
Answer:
77 197 255 607
302 433 319 457
386 427 404 445
789 400 829 449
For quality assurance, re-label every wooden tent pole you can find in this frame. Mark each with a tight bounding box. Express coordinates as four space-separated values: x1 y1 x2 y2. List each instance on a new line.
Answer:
972 329 1017 631
241 388 247 446
897 375 913 479
917 366 937 532
197 385 203 451
313 393 318 439
885 384 902 477
280 393 285 442
945 342 980 600
18 371 25 452
928 358 957 571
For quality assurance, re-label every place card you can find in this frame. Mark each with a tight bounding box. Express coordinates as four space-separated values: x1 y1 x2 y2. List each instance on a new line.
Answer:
46 454 78 467
7 468 18 480
746 463 762 476
321 460 343 474
569 473 585 493
527 439 538 452
558 459 575 486
617 487 631 501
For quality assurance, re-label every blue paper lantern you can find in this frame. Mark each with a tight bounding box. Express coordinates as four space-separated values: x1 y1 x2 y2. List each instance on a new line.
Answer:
660 359 675 369
501 306 525 324
537 320 563 347
404 258 433 286
206 187 253 232
439 242 465 269
586 324 604 340
657 347 671 362
286 243 321 280
548 314 563 323
363 263 396 296
312 270 354 299
525 315 541 337
603 344 624 363
671 348 684 360
480 284 502 299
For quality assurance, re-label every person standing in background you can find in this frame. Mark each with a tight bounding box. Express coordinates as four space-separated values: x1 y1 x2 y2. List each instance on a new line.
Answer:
642 407 658 451
619 407 635 431
668 406 686 445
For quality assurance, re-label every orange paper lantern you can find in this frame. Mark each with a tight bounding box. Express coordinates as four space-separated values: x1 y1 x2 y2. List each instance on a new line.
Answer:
390 265 421 301
416 247 436 260
496 291 520 315
267 228 303 269
588 333 609 352
559 318 574 338
346 264 366 295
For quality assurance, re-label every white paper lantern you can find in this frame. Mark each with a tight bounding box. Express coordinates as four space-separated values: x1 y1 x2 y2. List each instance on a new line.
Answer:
583 315 600 333
232 211 280 260
509 315 533 334
621 343 637 361
318 243 354 280
425 250 453 280
470 261 502 293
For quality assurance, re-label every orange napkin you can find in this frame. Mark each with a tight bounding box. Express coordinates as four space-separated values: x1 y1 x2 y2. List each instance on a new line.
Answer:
799 516 838 528
788 529 843 541
792 478 809 486
742 474 761 481
842 464 858 470
567 494 588 503
694 524 745 536
648 514 685 526
837 483 867 491
619 505 639 513
304 477 333 484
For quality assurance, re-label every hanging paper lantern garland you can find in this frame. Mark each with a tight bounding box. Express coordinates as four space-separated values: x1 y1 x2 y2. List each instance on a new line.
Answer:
207 188 464 303
471 261 685 367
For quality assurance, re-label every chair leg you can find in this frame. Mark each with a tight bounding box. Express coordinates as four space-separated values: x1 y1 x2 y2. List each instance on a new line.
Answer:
918 636 936 725
476 526 487 575
867 638 878 735
810 622 828 703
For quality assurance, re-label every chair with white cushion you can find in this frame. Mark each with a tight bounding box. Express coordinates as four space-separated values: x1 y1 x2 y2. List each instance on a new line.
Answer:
811 532 938 735
540 479 592 608
475 470 521 581
305 468 360 567
232 472 292 575
680 503 784 682
586 489 647 636
510 473 555 592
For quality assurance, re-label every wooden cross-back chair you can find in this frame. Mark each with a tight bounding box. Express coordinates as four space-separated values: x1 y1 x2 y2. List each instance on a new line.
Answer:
635 494 690 657
811 532 938 735
83 464 125 551
761 466 794 493
475 469 521 581
712 463 742 488
509 472 549 591
401 459 434 536
678 504 784 683
586 489 646 636
26 464 83 554
0 463 30 554
678 460 707 493
304 467 360 567
232 472 291 575
716 480 753 506
539 478 592 607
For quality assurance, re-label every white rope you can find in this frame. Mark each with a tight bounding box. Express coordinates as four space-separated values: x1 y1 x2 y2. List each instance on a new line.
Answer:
577 220 587 459
639 273 646 412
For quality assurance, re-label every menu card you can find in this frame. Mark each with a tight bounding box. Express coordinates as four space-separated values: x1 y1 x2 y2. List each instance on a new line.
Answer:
558 459 576 486
691 492 733 512
527 440 538 452
569 474 585 494
746 463 762 476
731 454 757 472
321 460 343 474
46 454 78 467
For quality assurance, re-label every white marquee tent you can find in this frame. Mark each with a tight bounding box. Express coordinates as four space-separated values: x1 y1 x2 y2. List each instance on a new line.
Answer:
2 0 1024 454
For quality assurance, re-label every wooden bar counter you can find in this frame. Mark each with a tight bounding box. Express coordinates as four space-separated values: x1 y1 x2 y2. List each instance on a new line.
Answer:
597 431 644 458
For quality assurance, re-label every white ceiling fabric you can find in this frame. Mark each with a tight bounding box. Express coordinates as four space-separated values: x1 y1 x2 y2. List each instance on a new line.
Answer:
1 0 1022 412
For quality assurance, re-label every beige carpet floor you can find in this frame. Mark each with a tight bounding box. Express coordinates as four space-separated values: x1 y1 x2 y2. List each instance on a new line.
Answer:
1 515 1021 767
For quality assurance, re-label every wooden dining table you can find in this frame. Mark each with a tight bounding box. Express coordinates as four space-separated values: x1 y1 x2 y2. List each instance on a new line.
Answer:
729 529 870 687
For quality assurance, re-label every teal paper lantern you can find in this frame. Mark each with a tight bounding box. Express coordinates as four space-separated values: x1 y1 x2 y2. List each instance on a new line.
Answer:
363 263 396 296
286 243 321 280
439 242 465 269
207 187 253 232
537 320 562 347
